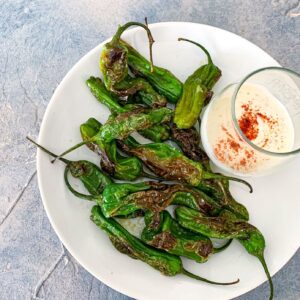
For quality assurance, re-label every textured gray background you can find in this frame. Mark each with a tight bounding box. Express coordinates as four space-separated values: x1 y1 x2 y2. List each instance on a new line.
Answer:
0 0 299 299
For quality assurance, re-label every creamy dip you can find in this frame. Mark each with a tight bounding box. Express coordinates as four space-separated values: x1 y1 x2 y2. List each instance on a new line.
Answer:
202 83 294 174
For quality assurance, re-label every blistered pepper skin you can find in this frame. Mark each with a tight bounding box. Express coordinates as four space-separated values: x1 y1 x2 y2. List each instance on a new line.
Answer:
91 206 239 286
86 77 170 142
174 38 221 129
121 39 183 103
175 206 273 299
141 211 213 263
99 22 167 108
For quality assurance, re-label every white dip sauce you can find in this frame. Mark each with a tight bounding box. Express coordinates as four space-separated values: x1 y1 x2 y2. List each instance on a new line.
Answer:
202 83 294 174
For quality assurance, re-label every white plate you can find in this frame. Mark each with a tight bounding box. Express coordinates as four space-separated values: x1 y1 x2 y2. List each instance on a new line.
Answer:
37 22 300 300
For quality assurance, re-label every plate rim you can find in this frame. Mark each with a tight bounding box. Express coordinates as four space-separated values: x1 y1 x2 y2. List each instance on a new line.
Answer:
36 21 298 300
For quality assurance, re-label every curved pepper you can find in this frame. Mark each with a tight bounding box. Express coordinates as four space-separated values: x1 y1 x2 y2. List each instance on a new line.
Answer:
100 181 223 218
100 22 167 107
119 137 252 192
120 39 183 103
26 137 111 200
174 38 221 129
91 205 239 285
175 206 273 300
198 179 249 221
86 76 170 142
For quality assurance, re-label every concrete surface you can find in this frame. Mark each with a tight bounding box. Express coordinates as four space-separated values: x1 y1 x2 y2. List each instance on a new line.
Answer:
0 0 299 299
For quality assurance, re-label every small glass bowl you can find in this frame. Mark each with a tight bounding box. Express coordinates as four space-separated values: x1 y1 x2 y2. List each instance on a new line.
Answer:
201 67 300 177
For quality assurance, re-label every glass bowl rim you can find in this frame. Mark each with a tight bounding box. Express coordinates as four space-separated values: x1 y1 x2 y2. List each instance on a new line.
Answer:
231 66 300 157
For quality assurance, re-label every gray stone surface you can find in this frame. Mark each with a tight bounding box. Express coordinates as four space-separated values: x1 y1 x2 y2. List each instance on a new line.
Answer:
0 0 299 299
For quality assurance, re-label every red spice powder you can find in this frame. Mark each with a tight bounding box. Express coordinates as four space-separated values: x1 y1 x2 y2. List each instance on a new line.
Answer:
214 101 279 171
214 126 256 171
238 103 278 142
238 104 259 140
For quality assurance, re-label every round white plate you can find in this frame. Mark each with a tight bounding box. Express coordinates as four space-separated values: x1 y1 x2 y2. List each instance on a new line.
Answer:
37 22 300 300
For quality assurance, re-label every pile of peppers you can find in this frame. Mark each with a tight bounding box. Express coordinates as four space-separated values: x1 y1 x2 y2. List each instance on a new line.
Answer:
28 21 274 299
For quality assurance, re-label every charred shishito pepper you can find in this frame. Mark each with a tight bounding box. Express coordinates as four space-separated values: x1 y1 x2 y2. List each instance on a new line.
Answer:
170 124 209 163
53 107 173 162
86 76 170 142
91 205 239 285
27 137 144 218
119 137 252 192
120 39 183 103
198 178 249 221
141 211 232 263
175 206 273 300
169 124 249 221
100 22 167 107
26 137 111 201
80 118 146 181
174 38 221 129
100 181 223 218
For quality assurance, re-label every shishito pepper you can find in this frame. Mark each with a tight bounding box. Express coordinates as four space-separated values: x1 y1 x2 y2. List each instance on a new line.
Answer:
198 178 249 221
80 118 146 181
86 76 170 142
120 39 183 103
175 206 273 300
100 22 167 107
119 137 252 192
26 137 111 200
54 107 173 161
168 124 249 221
98 107 172 143
100 181 223 218
141 211 232 263
27 137 145 218
170 124 209 163
174 38 221 129
90 205 239 285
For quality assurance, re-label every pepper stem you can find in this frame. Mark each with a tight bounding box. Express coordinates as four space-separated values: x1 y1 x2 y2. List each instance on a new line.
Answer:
182 268 239 285
52 141 89 163
258 255 274 300
112 21 155 72
178 38 212 64
203 172 253 193
64 166 100 202
26 136 71 164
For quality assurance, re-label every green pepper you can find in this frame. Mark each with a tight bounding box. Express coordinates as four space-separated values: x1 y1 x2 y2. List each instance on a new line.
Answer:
86 76 170 142
175 206 273 299
100 22 167 107
170 124 210 163
27 138 145 219
98 107 172 143
26 137 111 201
174 38 221 129
168 123 249 221
112 76 167 107
54 107 173 161
91 205 239 285
198 179 249 221
80 118 145 181
100 181 223 218
120 39 183 103
119 137 252 192
141 211 213 263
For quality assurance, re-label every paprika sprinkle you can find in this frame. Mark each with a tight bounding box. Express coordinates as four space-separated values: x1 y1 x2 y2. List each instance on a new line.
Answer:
202 83 294 174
